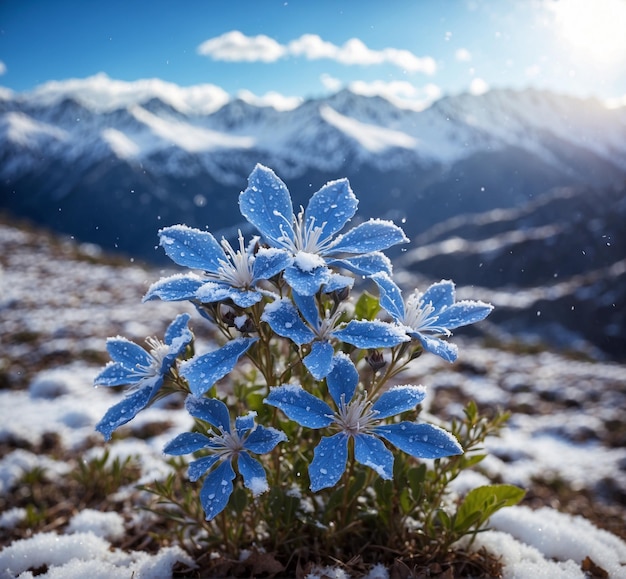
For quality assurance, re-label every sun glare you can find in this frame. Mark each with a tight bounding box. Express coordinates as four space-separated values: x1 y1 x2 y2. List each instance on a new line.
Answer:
548 0 626 66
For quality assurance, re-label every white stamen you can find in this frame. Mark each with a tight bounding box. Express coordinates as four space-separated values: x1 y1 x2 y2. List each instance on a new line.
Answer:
334 393 379 436
403 292 451 336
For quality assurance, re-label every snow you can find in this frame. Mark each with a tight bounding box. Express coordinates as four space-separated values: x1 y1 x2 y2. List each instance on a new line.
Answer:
129 104 256 153
65 510 125 541
26 72 229 115
0 532 194 579
6 76 625 184
1 220 625 577
319 104 416 153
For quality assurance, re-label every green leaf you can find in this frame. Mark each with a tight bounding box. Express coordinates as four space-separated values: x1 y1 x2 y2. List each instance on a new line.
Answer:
347 470 367 504
454 484 525 533
399 487 413 514
230 486 248 515
407 464 426 500
354 291 380 321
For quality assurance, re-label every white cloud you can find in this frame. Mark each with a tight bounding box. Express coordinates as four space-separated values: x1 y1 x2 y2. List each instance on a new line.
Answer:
349 80 442 110
0 60 6 76
320 73 343 92
198 31 436 74
197 30 286 62
455 48 472 62
469 77 489 95
29 73 230 114
236 89 302 111
605 94 626 109
525 64 541 78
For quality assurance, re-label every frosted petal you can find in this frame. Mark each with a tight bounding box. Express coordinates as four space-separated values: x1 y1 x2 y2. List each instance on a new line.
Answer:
375 422 463 459
309 434 348 492
303 340 335 380
199 460 236 520
180 337 257 396
163 431 211 456
327 219 408 255
304 178 357 240
245 425 287 454
143 274 204 302
371 272 405 321
264 385 334 428
354 434 393 479
239 164 294 246
238 453 269 496
185 396 231 432
261 299 315 345
333 320 409 349
158 225 225 272
326 352 358 407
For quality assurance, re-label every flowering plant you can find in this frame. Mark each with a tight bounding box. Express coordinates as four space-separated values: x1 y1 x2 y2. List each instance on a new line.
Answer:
94 164 522 574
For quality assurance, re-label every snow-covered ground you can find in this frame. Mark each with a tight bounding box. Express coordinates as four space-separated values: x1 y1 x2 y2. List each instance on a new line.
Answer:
1 221 625 578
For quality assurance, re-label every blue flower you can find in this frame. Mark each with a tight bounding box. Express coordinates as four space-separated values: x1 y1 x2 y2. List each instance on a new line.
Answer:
94 313 193 441
264 353 462 491
261 293 409 379
239 164 408 296
143 226 291 308
179 337 257 396
372 273 493 362
164 396 286 520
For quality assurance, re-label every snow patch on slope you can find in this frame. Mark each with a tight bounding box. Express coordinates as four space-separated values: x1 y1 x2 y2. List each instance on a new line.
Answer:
130 105 256 152
320 104 416 153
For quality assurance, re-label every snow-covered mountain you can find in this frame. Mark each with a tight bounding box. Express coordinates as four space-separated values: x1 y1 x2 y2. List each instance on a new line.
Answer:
2 74 626 259
1 75 625 358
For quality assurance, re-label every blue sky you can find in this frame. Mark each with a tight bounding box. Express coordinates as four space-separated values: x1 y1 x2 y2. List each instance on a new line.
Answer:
1 0 626 108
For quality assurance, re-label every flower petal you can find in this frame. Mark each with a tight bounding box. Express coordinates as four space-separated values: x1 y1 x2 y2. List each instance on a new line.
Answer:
164 313 193 349
328 252 392 277
303 340 335 380
245 425 287 454
309 433 348 492
326 352 358 407
143 273 205 302
235 411 256 438
420 280 455 311
239 164 294 246
94 362 136 387
372 385 426 419
375 422 463 459
291 292 320 329
188 455 220 482
105 337 152 369
95 381 157 441
237 453 269 496
264 385 334 428
252 247 292 282
304 178 358 241
354 434 393 479
371 272 405 322
185 396 231 432
433 300 494 330
327 219 408 255
180 337 257 396
283 264 330 296
261 299 315 345
196 282 262 308
414 333 458 363
323 272 354 294
199 460 236 520
333 320 409 349
159 225 226 272
163 431 211 455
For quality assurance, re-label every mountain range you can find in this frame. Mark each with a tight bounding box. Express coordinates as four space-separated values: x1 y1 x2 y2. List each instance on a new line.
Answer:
1 75 625 359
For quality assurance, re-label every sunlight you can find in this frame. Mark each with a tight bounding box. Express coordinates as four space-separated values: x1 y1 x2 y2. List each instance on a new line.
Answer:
548 0 626 66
